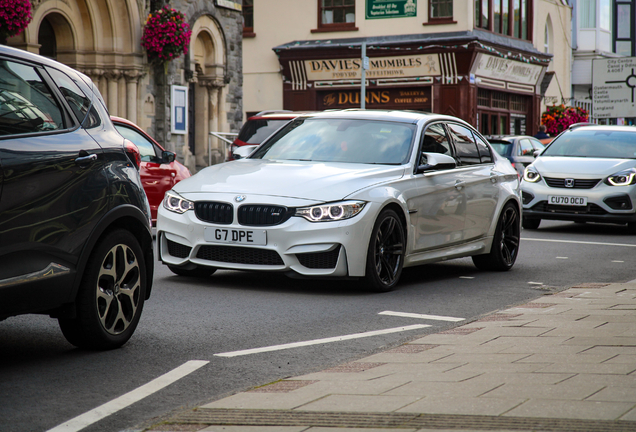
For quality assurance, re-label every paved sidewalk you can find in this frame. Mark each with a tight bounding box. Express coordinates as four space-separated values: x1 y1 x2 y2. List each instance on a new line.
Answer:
151 282 636 432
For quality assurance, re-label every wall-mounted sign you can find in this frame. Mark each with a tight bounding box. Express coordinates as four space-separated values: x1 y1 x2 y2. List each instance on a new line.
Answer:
592 57 636 118
215 0 242 11
472 53 543 86
318 88 431 110
366 0 417 19
171 85 188 135
305 54 440 81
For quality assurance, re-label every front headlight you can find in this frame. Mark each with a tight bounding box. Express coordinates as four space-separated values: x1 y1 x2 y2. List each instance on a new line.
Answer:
523 167 542 183
295 201 366 222
163 191 194 214
605 168 636 186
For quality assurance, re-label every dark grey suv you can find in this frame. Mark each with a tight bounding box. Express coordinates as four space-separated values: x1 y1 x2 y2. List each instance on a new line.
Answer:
0 46 154 349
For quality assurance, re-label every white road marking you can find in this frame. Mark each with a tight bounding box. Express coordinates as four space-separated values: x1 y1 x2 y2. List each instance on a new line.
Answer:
379 310 465 322
528 281 544 285
46 360 209 432
214 325 430 358
524 238 636 248
556 257 568 259
459 276 475 279
612 260 625 263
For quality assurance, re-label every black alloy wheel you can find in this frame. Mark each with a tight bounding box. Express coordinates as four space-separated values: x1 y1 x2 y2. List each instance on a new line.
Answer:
472 202 520 271
59 229 147 350
364 209 405 292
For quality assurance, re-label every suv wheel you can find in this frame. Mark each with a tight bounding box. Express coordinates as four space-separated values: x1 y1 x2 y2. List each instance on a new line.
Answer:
59 229 147 350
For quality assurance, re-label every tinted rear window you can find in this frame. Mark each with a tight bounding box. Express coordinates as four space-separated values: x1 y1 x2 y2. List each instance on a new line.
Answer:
237 119 290 144
543 130 636 159
488 141 512 156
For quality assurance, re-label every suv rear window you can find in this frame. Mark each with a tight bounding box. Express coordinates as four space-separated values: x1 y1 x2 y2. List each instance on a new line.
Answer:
237 118 290 144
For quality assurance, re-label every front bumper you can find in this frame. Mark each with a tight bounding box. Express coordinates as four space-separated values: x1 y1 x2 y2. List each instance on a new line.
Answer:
156 198 378 278
521 181 636 224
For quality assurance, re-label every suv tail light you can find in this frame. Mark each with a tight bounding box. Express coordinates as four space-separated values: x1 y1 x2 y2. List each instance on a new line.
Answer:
124 139 141 170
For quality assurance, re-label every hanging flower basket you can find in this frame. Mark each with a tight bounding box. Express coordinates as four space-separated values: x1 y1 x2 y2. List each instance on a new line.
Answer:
0 0 32 44
141 5 191 68
541 104 589 136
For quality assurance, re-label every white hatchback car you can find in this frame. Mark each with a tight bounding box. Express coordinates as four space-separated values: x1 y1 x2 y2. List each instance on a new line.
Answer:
521 124 636 232
157 110 521 291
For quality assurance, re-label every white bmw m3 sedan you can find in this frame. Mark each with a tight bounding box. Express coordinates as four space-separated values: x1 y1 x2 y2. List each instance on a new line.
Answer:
157 110 521 291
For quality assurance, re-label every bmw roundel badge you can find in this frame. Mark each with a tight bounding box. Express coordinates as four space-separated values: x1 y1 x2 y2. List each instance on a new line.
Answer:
235 195 246 202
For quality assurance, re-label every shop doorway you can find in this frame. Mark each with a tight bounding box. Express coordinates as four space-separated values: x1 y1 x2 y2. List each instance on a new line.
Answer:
478 111 508 136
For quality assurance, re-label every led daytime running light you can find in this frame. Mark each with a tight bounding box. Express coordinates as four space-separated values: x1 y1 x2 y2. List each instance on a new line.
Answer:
523 168 541 183
296 201 366 222
163 191 194 214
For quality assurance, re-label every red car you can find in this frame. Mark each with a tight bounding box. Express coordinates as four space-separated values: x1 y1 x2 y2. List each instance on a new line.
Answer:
111 116 191 224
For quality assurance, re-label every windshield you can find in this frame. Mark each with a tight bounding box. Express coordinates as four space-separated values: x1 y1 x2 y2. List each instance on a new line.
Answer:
250 118 416 165
542 129 636 159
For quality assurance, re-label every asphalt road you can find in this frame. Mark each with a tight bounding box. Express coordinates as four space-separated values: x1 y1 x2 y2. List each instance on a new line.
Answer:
1 220 635 432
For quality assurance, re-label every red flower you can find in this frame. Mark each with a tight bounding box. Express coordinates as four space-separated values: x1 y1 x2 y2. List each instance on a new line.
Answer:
541 105 589 136
141 5 191 63
0 0 32 41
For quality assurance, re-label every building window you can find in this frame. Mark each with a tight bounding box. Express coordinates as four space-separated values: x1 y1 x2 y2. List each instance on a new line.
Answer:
317 0 355 31
474 0 532 40
580 0 596 28
478 89 490 107
431 0 453 18
510 94 526 111
243 0 254 37
492 91 508 109
615 1 633 55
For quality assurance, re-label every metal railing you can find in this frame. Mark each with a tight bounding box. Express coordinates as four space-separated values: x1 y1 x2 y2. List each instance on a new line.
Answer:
208 132 238 165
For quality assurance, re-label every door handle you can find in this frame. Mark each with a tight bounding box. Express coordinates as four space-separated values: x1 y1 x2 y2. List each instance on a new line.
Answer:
75 153 98 166
454 180 464 190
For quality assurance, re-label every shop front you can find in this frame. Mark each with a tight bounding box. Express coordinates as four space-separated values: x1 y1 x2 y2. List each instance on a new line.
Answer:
273 31 550 136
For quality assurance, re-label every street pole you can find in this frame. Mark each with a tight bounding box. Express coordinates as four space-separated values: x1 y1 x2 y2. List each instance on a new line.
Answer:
361 42 367 109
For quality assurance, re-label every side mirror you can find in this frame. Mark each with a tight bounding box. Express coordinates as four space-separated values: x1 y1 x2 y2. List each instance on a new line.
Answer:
416 152 457 174
533 149 542 158
162 151 176 164
232 145 258 160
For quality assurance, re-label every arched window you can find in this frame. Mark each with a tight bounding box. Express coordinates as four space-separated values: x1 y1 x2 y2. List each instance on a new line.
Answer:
38 16 57 60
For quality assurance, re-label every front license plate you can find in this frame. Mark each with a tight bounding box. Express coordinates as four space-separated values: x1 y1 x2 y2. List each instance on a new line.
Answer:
204 227 267 245
548 195 587 206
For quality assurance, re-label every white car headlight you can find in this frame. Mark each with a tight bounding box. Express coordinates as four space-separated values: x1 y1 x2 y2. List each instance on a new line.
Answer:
605 168 636 186
295 201 366 222
523 167 542 183
163 191 194 214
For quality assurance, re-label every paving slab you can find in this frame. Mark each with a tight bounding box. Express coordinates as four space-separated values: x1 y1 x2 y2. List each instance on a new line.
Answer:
503 399 635 420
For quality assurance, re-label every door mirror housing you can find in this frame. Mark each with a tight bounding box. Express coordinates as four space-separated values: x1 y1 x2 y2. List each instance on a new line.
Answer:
162 150 176 164
416 152 457 174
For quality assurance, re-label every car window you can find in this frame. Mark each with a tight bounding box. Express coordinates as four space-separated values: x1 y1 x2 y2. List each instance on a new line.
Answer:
473 133 493 163
420 123 451 159
252 118 415 165
543 129 636 159
0 59 65 136
46 67 100 129
488 140 513 156
529 137 545 150
518 138 535 156
238 118 290 144
447 123 481 165
114 124 160 162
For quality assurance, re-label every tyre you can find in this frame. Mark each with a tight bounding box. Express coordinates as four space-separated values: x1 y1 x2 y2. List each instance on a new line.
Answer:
363 209 405 292
168 264 216 277
628 222 636 234
522 217 541 230
59 229 147 350
473 203 520 271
